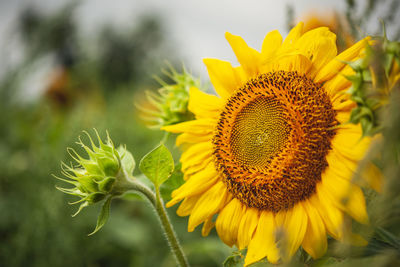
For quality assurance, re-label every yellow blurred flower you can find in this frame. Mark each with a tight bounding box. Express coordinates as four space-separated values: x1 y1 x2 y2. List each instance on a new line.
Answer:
299 11 355 52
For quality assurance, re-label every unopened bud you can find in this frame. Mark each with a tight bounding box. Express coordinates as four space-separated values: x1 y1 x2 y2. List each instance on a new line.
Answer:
55 130 135 216
136 66 202 129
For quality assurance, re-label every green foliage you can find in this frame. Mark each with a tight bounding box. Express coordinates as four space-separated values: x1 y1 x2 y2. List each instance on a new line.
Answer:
139 143 174 188
347 36 400 136
160 162 185 200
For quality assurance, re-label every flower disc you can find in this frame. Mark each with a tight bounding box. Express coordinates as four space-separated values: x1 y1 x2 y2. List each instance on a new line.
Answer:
212 71 338 212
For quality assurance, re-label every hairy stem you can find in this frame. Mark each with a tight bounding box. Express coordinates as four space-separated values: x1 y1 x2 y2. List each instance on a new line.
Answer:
155 186 189 267
124 177 189 267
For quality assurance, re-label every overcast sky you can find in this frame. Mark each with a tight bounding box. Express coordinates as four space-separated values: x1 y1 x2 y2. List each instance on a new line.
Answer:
0 0 349 77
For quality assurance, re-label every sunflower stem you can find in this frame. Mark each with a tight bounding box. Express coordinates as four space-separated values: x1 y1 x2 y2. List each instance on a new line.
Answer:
123 176 189 267
155 186 189 267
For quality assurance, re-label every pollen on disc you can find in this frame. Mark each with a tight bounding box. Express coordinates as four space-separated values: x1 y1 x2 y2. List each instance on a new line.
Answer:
230 97 290 170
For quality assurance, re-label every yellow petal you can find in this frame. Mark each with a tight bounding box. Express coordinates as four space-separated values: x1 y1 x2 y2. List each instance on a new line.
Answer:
333 98 356 112
301 200 327 259
332 124 371 162
171 163 219 202
321 173 368 224
245 211 280 266
325 151 356 181
261 30 282 62
176 132 211 146
162 118 216 135
362 161 383 192
182 157 212 177
343 186 368 224
274 204 308 260
295 27 337 76
202 216 215 237
180 142 212 170
203 58 244 98
315 37 370 83
215 198 245 247
173 195 199 215
188 86 223 118
346 232 368 246
311 187 344 240
261 53 312 75
282 22 304 48
225 32 261 76
188 181 230 232
323 65 354 99
237 207 259 250
336 110 351 124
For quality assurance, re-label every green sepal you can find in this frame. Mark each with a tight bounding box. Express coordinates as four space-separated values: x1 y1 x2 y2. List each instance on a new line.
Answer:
86 192 106 204
139 143 174 188
80 159 104 176
72 201 89 217
75 175 100 193
98 177 116 192
96 154 119 177
117 145 135 176
88 196 113 236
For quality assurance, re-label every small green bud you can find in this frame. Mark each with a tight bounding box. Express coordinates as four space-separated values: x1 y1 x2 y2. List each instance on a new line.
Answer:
136 65 202 129
346 35 400 136
55 130 135 218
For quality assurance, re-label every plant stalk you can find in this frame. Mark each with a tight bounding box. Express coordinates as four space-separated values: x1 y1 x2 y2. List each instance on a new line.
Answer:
124 177 189 267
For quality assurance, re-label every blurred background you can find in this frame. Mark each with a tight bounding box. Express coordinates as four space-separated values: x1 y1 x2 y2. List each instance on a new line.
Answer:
0 0 399 266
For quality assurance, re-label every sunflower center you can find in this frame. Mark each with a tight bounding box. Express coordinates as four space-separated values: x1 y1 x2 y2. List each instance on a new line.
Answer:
212 71 337 212
231 97 290 169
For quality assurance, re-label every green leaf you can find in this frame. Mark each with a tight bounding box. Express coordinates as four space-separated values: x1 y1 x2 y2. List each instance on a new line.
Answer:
117 145 135 176
88 196 112 236
161 162 185 200
139 143 174 188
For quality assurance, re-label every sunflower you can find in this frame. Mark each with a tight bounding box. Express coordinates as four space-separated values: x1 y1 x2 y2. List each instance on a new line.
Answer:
163 22 373 265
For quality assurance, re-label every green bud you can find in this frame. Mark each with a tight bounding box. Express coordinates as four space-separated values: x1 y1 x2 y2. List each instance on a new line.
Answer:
55 130 135 217
346 35 400 136
136 65 202 129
